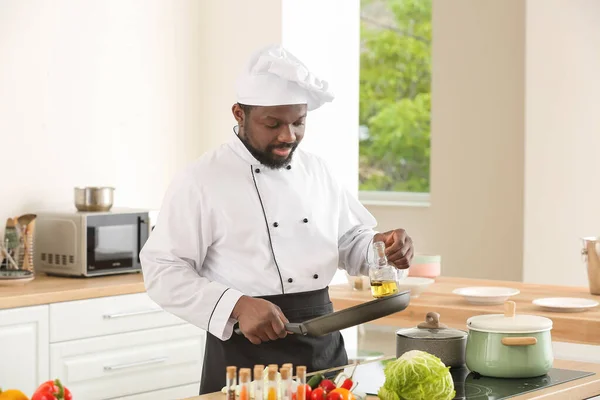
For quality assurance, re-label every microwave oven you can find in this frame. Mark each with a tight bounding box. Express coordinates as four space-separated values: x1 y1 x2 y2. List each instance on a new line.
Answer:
34 208 150 277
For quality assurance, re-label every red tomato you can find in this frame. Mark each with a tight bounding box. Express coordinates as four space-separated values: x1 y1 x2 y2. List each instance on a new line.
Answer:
326 392 344 400
311 387 325 400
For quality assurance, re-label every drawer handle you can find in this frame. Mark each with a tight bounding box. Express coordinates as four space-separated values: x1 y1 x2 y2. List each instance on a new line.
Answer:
104 356 168 371
103 308 163 319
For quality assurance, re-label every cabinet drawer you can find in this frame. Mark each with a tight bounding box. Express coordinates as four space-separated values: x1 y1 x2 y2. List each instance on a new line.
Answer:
49 292 185 342
50 324 205 400
110 383 199 400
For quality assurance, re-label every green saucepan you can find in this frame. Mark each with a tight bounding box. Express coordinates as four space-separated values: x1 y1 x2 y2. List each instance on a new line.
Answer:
465 301 554 378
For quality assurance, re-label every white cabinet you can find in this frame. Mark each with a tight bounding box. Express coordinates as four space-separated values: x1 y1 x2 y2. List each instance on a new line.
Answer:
48 292 205 400
0 292 205 400
49 292 186 342
50 324 204 400
0 305 49 396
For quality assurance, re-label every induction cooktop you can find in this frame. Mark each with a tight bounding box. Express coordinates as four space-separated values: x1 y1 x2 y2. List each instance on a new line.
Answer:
350 362 594 399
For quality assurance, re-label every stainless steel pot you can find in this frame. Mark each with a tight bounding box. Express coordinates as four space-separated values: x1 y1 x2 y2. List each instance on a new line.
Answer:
396 311 467 368
74 187 114 212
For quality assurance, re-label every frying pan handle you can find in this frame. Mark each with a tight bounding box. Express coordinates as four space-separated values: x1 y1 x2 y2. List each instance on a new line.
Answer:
284 323 306 335
234 323 307 336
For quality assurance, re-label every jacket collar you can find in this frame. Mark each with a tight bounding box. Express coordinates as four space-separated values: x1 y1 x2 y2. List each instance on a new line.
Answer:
227 126 263 166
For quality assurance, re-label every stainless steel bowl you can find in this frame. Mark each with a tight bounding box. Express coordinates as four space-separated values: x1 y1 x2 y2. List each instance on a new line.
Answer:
74 187 115 211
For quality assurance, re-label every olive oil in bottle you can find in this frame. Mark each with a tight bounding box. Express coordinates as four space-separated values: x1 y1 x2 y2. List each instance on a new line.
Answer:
369 241 399 298
370 279 399 297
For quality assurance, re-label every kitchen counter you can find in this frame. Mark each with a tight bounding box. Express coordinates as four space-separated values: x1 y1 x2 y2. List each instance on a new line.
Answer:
0 272 146 309
1 274 599 345
330 276 600 345
184 359 600 400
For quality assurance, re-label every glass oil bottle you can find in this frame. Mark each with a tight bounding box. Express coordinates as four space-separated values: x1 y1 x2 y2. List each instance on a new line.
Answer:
226 366 237 400
296 366 307 400
280 367 292 400
239 368 251 400
267 365 278 400
253 365 264 400
369 241 400 298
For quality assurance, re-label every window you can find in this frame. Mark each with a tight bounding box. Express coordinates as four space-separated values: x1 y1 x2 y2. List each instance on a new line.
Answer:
358 0 432 205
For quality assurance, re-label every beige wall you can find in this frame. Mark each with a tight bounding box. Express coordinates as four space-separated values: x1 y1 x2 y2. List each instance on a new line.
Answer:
0 0 281 236
523 0 600 286
368 0 526 282
200 0 282 151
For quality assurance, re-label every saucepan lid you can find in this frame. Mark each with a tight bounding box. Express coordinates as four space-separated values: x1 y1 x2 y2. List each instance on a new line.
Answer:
467 301 553 333
396 311 467 340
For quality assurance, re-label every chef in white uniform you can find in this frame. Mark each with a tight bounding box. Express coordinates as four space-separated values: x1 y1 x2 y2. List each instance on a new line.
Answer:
140 44 414 393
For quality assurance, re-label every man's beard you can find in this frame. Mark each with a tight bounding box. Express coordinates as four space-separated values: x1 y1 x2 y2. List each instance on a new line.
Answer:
239 129 298 169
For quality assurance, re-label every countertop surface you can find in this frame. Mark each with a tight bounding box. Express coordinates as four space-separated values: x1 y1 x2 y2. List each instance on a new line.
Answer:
1 273 599 345
0 272 146 309
184 359 600 400
331 276 600 345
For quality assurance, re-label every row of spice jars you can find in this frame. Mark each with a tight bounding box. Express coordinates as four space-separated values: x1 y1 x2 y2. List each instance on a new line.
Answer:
226 363 309 400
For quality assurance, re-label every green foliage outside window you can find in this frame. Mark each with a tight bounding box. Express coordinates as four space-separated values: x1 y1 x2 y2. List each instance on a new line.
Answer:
359 0 432 193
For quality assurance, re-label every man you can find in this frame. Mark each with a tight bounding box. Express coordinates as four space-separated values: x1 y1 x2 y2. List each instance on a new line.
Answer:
140 44 414 394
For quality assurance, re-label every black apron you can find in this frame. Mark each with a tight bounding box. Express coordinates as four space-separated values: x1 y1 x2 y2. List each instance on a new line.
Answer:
199 287 348 394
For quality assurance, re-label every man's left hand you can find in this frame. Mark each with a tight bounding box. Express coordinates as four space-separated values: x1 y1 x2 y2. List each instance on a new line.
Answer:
373 229 414 269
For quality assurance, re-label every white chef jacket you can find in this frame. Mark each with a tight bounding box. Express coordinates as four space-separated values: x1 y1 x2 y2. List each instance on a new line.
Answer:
140 132 378 341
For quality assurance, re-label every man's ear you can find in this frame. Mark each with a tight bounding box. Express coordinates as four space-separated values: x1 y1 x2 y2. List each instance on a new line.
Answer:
232 103 245 125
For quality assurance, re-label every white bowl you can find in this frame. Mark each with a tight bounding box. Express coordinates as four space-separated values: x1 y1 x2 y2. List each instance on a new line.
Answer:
453 286 520 305
397 277 435 298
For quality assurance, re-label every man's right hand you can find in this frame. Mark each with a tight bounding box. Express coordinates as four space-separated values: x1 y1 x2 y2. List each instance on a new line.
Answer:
232 296 289 345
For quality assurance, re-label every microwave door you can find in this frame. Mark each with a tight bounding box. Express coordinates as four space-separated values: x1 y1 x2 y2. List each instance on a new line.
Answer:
87 223 136 273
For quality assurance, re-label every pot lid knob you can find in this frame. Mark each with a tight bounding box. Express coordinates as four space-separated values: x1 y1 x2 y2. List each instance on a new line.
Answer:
417 312 448 329
504 300 516 317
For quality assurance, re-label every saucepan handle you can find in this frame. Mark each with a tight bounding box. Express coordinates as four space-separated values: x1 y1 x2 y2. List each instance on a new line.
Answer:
234 323 307 336
501 336 538 346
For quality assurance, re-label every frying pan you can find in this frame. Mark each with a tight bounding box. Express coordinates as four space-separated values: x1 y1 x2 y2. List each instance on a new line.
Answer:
234 290 410 337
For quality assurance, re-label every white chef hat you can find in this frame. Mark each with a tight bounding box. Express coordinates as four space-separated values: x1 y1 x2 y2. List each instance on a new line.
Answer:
235 44 334 111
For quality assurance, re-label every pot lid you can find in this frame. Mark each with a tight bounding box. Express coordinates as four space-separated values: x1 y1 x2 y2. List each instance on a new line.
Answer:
467 301 553 333
396 312 467 340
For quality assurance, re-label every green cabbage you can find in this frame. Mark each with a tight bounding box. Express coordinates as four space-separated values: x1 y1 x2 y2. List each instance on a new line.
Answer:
378 350 456 400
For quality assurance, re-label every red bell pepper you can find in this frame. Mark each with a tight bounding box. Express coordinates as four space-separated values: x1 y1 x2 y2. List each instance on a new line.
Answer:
319 379 336 392
31 379 72 400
